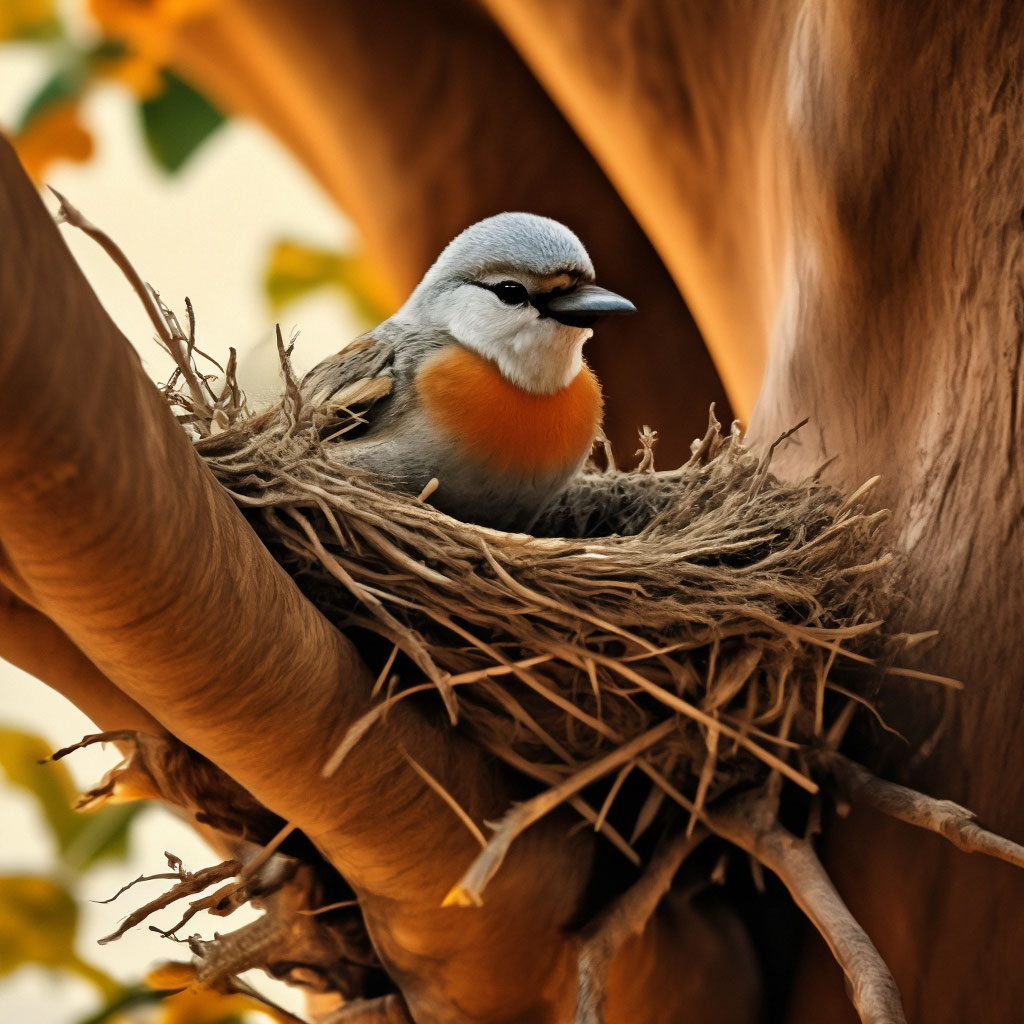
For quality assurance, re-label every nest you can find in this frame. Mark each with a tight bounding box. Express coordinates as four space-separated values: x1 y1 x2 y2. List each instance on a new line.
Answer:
191 336 916 904
97 341 1024 1023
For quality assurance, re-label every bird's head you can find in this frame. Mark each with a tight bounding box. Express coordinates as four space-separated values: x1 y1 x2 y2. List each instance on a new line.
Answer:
400 213 635 395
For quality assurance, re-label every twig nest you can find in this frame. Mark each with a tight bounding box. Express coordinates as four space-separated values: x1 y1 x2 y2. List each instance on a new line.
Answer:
192 344 925 902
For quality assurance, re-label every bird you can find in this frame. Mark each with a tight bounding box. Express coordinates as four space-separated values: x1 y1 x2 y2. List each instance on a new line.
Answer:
301 212 635 531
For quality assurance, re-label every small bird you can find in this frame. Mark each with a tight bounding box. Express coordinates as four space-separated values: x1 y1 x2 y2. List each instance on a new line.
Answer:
302 212 635 531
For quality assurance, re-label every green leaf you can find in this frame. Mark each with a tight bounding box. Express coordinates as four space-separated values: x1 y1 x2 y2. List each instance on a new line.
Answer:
0 728 80 848
16 65 86 132
0 875 118 996
14 38 129 133
62 801 144 873
140 70 225 173
0 875 75 972
0 727 142 870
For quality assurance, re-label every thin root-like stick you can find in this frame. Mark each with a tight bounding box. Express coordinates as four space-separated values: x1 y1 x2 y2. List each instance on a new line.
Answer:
321 654 554 778
47 730 144 762
92 872 182 904
297 898 359 916
593 654 819 793
238 821 297 881
99 858 241 944
817 752 1024 869
485 741 640 865
220 975 312 1024
48 187 212 416
573 828 706 1024
709 792 905 1024
399 744 487 848
444 720 676 907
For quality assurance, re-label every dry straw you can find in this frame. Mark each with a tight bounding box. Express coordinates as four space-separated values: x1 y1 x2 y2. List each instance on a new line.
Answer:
194 337 932 903
185 337 1019 1024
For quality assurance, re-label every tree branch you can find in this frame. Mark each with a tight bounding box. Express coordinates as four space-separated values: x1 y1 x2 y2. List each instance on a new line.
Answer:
710 792 906 1024
0 581 161 735
573 828 706 1024
816 752 1024 869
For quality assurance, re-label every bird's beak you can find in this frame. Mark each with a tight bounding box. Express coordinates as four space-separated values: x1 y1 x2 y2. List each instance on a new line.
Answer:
541 284 636 327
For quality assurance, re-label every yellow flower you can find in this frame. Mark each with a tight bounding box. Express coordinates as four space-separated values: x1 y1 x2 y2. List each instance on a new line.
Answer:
158 986 268 1024
98 52 166 100
145 961 198 990
143 962 292 1023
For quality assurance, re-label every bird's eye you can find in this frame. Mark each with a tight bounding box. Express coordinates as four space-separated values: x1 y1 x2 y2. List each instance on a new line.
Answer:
492 281 529 306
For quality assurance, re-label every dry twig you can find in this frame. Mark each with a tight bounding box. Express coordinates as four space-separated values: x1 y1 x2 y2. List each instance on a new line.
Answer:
709 791 906 1024
48 187 214 420
99 854 242 944
816 751 1024 868
445 720 677 906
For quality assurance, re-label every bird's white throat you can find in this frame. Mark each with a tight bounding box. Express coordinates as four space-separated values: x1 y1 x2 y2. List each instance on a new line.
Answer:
440 283 592 395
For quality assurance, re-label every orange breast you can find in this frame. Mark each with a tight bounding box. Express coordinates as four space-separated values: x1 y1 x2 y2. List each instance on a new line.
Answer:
416 346 603 476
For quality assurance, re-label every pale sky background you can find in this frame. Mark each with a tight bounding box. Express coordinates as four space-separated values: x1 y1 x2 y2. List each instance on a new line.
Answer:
1 24 365 1024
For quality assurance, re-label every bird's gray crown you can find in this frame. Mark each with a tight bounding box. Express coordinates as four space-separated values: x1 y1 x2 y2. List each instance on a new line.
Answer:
415 212 595 293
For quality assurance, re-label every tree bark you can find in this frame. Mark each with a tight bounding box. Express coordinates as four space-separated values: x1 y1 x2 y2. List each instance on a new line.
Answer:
0 134 571 1020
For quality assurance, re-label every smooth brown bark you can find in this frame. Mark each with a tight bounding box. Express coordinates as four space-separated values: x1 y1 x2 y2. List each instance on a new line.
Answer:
482 0 789 416
0 581 160 735
751 7 1024 1021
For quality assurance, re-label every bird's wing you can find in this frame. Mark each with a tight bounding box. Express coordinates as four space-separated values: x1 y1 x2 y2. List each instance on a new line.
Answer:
299 333 399 427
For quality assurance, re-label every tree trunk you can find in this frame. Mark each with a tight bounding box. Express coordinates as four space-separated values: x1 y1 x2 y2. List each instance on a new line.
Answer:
5 0 1023 1019
478 2 1024 1019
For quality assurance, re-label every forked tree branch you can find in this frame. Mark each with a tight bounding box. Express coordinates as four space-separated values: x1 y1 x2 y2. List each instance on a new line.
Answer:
709 792 906 1024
